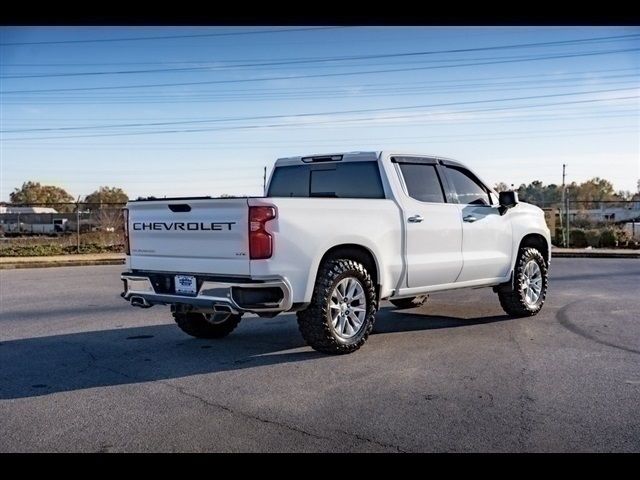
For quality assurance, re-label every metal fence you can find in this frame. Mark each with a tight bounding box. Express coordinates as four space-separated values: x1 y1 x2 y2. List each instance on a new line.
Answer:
538 200 640 247
0 203 126 256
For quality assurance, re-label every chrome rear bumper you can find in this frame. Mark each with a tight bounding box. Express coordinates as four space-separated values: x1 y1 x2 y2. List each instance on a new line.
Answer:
121 273 292 314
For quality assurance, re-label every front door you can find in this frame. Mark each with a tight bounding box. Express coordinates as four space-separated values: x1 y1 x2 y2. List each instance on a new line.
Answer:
441 164 513 282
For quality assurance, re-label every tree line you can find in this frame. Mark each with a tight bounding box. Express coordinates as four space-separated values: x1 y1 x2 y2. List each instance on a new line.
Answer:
4 177 639 213
5 182 129 213
494 178 640 208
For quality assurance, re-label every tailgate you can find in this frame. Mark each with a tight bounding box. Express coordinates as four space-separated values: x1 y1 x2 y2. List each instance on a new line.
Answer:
127 198 250 275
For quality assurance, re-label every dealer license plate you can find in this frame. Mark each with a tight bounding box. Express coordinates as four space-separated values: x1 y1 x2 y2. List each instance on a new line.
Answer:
175 275 197 295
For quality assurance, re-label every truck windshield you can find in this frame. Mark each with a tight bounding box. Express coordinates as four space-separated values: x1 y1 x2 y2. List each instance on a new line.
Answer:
267 161 385 199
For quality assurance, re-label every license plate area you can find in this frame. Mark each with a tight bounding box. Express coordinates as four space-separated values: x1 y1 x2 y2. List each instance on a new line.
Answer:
175 275 197 295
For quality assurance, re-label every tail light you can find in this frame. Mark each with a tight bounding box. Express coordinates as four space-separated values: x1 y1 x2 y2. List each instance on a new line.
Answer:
123 208 130 255
249 206 276 259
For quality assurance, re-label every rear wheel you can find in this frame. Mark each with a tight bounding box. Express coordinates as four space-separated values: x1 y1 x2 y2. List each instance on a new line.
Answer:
173 311 242 339
389 295 428 309
498 247 548 317
297 258 377 354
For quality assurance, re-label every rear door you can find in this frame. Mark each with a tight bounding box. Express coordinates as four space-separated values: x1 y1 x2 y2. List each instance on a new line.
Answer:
393 156 464 287
127 198 251 275
441 162 513 282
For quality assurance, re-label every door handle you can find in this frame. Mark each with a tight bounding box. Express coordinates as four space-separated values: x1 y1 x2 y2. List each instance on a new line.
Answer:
408 215 424 223
463 215 477 223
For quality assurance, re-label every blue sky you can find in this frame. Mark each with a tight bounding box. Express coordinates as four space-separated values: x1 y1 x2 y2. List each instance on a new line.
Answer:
1 26 639 201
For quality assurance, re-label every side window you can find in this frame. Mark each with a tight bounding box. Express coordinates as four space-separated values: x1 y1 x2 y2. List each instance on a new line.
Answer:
444 166 491 205
398 163 446 203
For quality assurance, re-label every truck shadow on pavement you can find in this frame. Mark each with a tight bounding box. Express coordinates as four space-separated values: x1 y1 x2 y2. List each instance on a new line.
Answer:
0 307 513 400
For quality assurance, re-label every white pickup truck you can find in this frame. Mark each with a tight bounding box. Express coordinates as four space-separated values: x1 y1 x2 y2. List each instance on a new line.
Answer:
121 151 550 354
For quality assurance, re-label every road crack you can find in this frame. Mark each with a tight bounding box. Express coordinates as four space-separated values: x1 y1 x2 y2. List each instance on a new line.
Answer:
159 379 408 452
76 343 407 452
335 429 407 452
158 379 329 442
507 323 535 451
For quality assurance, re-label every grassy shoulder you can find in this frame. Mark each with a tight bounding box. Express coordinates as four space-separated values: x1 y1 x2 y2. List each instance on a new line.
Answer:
0 232 124 257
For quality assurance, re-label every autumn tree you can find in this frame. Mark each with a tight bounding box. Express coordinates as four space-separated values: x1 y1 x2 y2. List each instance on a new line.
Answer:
84 186 129 211
515 181 562 207
83 186 129 233
575 177 616 205
10 181 75 212
505 178 626 208
615 190 633 201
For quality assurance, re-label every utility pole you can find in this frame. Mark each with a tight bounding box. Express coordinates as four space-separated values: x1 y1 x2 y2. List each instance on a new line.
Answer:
76 195 81 254
566 189 571 247
263 166 267 196
561 164 567 247
563 164 570 248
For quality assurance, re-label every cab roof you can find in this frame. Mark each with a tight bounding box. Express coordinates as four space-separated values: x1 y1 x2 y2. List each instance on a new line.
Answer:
274 151 462 167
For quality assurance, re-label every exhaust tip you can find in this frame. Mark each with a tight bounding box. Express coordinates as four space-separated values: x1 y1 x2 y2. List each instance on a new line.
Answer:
213 304 233 314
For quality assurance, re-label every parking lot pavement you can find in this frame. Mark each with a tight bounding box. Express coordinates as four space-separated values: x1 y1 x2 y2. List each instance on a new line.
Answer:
1 258 639 452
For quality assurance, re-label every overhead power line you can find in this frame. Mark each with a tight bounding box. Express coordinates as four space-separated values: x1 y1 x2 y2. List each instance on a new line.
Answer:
5 68 638 99
3 90 637 141
2 33 639 79
4 124 635 152
4 47 638 95
0 26 347 46
3 86 635 133
5 108 636 127
7 77 636 105
2 129 636 158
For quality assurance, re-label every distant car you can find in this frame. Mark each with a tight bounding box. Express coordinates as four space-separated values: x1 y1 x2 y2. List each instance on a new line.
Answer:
53 218 67 232
121 151 551 354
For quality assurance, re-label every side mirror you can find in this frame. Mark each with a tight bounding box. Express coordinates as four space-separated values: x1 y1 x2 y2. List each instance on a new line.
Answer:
498 191 518 214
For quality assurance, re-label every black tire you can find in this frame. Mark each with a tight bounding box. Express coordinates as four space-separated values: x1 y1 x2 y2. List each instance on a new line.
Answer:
498 247 548 317
173 311 242 339
389 295 427 309
297 258 377 354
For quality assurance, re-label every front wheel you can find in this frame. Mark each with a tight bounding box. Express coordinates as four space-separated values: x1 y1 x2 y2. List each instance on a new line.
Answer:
297 258 377 354
498 247 548 317
173 311 242 339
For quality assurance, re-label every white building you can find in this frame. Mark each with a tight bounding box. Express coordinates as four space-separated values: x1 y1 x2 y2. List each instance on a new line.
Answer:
0 206 58 214
568 204 640 223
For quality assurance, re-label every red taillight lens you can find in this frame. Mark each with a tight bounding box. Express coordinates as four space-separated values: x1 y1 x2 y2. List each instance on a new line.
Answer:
123 208 130 255
249 206 276 259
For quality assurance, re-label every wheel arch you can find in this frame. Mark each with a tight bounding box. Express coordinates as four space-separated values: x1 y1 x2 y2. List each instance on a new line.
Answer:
305 243 380 307
318 243 380 285
518 233 550 265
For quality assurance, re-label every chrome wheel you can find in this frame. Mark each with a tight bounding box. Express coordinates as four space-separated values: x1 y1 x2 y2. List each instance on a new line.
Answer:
329 276 367 339
521 260 543 306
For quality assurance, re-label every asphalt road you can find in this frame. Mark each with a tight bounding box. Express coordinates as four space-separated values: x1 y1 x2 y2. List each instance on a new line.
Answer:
1 259 639 452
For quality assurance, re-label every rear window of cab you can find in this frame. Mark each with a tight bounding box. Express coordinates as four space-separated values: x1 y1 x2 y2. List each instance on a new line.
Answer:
267 161 385 199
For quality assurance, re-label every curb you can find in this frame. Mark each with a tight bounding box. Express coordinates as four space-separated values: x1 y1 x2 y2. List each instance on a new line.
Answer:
0 258 125 269
552 251 640 259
